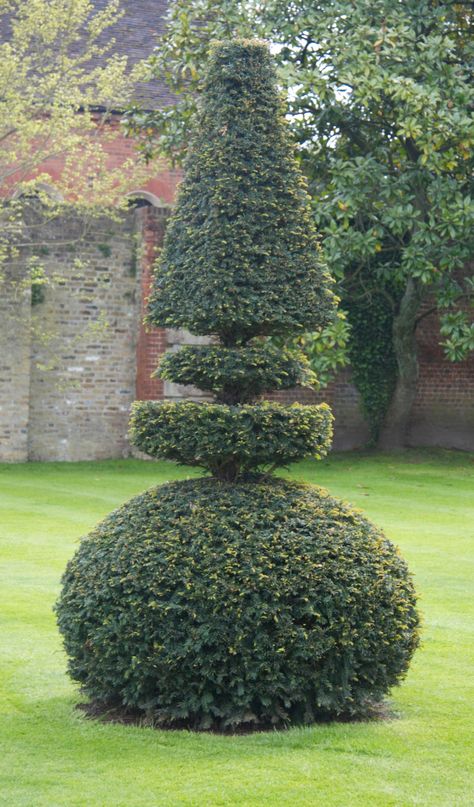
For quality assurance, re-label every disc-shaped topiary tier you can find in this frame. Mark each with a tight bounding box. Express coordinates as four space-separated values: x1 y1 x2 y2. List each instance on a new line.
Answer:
56 477 419 731
130 400 333 479
157 343 317 403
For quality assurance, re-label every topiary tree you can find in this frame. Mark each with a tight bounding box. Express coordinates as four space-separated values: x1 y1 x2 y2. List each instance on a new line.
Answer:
56 41 419 731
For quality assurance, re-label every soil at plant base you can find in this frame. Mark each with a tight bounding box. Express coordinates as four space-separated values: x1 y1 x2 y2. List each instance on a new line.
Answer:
76 700 396 735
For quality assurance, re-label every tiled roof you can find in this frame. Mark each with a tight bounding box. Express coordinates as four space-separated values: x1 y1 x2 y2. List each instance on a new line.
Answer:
0 0 171 110
92 0 172 108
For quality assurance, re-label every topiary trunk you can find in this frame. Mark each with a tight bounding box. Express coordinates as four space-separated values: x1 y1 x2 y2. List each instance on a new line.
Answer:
56 41 419 731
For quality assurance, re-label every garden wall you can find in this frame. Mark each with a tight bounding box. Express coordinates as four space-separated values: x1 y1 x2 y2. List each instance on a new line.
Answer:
1 208 150 462
0 206 472 462
408 306 474 450
0 267 32 462
28 212 144 461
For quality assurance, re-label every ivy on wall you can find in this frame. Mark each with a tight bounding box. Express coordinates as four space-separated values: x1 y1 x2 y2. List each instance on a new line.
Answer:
344 293 398 445
271 300 396 444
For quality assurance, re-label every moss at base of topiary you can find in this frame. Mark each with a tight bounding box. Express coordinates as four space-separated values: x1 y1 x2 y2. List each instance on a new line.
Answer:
56 477 419 731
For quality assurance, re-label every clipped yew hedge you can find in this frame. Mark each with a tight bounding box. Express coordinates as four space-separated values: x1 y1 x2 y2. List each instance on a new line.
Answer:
56 477 420 731
157 343 317 403
147 42 336 342
56 41 419 731
129 400 333 475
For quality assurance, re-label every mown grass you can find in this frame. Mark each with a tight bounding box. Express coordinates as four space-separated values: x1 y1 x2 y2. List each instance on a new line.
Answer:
0 450 473 806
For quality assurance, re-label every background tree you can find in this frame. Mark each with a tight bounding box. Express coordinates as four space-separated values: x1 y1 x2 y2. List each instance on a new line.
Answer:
0 0 154 283
129 0 474 446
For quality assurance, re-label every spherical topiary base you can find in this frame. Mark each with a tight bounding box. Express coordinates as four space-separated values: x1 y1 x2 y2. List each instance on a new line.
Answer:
56 477 419 731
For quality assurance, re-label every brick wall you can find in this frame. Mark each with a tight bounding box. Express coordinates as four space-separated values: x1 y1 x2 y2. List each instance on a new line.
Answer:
268 313 474 451
27 211 143 461
0 268 32 461
0 207 158 462
407 307 474 450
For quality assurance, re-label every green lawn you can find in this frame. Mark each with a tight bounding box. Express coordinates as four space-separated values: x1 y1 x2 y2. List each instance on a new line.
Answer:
0 450 473 806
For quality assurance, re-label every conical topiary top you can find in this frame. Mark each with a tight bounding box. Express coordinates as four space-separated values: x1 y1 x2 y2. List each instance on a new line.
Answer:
148 40 336 345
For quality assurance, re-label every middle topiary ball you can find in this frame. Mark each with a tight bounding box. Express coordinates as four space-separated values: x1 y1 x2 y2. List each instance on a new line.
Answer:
57 477 419 731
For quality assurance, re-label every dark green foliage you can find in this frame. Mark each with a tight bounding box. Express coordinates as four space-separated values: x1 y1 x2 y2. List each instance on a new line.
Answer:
130 401 333 479
131 40 338 482
131 1 474 443
147 40 336 344
97 243 112 258
346 293 398 444
58 41 420 729
157 343 317 403
56 477 420 731
31 283 45 306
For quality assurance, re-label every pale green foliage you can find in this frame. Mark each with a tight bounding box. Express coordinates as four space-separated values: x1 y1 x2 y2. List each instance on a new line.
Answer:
132 0 474 367
271 313 350 389
0 0 156 279
0 0 144 199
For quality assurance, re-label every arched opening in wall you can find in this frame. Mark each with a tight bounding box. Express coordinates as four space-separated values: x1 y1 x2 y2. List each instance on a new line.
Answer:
126 190 166 209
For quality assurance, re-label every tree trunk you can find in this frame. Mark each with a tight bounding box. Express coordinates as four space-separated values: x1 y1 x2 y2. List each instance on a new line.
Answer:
378 278 422 449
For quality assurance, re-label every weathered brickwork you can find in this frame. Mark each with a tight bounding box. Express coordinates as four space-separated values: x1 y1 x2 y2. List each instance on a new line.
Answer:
408 307 474 450
268 321 474 450
27 211 144 461
0 208 150 462
0 269 32 461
